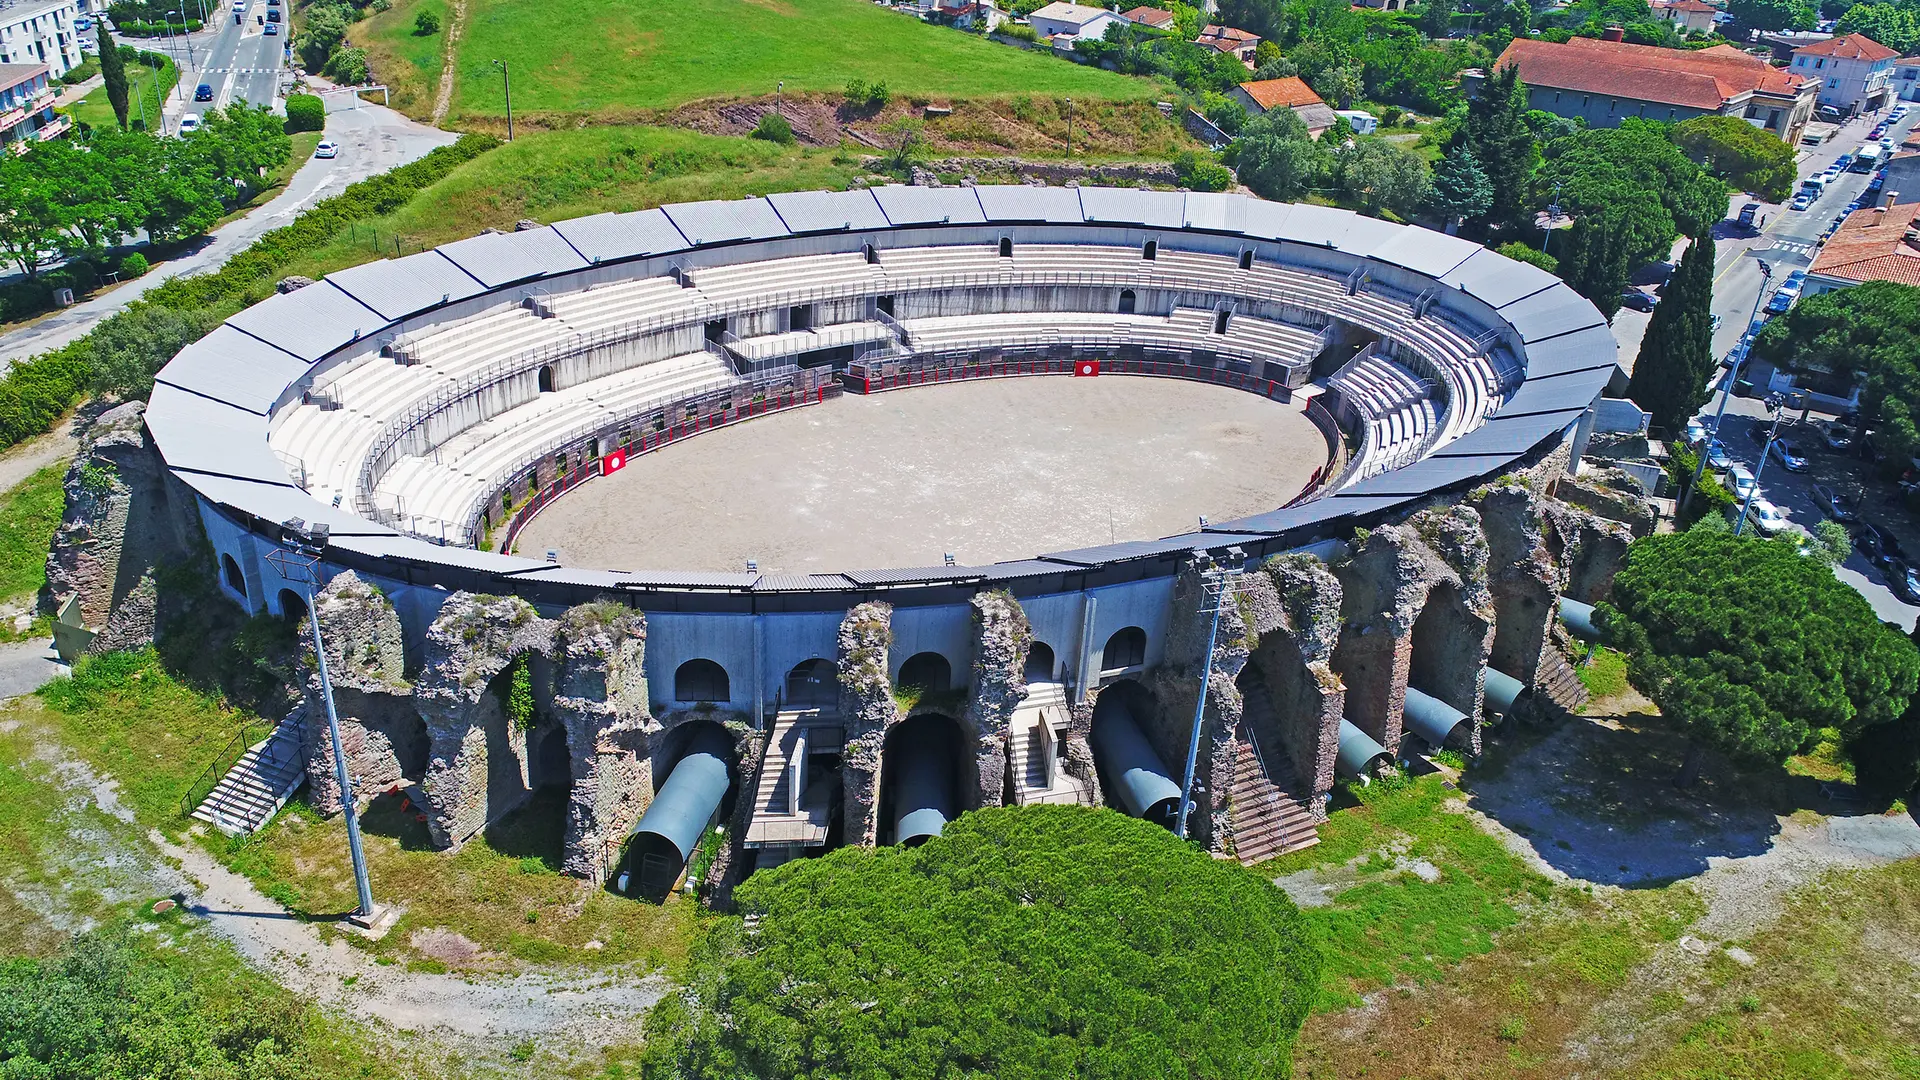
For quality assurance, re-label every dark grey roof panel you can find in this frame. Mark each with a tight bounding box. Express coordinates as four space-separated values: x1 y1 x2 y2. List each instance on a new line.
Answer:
325 251 487 322
975 184 1086 223
1270 202 1355 247
156 325 311 415
752 573 856 592
976 558 1079 582
1520 324 1618 378
437 227 591 289
1333 214 1403 255
1497 367 1609 417
1432 409 1585 457
1040 531 1270 566
1341 455 1519 497
660 198 790 245
1233 197 1297 241
144 384 291 486
177 472 397 535
224 282 387 362
1077 186 1188 229
870 185 988 225
1218 495 1410 533
494 566 627 587
842 565 988 586
329 532 553 572
766 189 890 234
1181 191 1252 233
1500 285 1605 343
1363 226 1480 278
550 209 691 264
612 571 762 590
1441 248 1559 309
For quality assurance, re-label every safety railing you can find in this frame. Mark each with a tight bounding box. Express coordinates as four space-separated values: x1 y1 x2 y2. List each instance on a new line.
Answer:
178 719 271 820
843 353 1298 405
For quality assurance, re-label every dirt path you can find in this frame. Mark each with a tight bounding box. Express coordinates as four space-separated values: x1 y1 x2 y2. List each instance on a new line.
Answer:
430 0 468 127
0 418 76 496
2 698 665 1056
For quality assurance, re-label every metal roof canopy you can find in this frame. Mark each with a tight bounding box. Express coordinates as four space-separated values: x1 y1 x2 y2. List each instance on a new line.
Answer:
144 384 292 486
1341 454 1520 497
550 209 691 264
325 251 489 322
870 184 989 225
1496 366 1610 418
156 324 311 415
438 227 590 289
661 197 791 245
1499 285 1606 343
975 184 1086 223
752 573 857 592
1363 227 1481 279
1431 409 1585 457
1265 202 1356 247
1181 191 1254 233
178 472 398 535
1518 324 1618 378
1038 531 1270 567
1077 186 1188 229
766 189 890 234
224 281 388 362
1442 248 1560 309
841 565 989 587
328 532 554 572
613 571 763 590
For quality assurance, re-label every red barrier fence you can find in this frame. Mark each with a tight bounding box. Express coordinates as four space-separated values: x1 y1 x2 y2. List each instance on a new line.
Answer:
843 355 1296 403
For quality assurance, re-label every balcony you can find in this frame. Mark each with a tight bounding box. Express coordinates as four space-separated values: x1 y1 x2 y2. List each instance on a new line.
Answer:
31 114 70 141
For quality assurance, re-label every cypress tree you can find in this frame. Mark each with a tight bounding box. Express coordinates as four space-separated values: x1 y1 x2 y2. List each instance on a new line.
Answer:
1449 63 1536 235
97 23 130 130
1626 234 1717 435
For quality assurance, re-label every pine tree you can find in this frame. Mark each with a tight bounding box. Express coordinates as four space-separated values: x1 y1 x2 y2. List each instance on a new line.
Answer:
1428 146 1492 232
97 23 130 130
1450 64 1536 235
1626 234 1716 435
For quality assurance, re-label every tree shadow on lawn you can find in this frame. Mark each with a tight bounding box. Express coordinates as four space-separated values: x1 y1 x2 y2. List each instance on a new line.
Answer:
1462 710 1860 888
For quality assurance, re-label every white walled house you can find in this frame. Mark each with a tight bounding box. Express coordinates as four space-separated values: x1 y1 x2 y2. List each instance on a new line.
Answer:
1792 33 1899 114
1027 1 1126 47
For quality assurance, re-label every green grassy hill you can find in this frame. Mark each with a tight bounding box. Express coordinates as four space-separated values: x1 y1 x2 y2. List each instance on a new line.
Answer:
365 0 1158 123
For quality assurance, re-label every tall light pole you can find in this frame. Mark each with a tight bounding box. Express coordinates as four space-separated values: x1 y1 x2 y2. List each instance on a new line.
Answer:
1735 391 1805 536
1065 97 1073 157
776 79 783 117
1680 260 1772 518
492 59 513 141
1541 180 1565 256
1174 547 1246 841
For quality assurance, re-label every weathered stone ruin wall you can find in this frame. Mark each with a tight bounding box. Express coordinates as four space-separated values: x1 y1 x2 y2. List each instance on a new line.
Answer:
1330 524 1449 754
963 590 1030 810
547 602 654 882
1470 484 1561 687
1143 562 1253 850
1237 555 1343 819
1554 470 1657 538
1407 505 1495 753
836 602 896 849
298 572 419 815
1539 499 1634 606
41 400 201 652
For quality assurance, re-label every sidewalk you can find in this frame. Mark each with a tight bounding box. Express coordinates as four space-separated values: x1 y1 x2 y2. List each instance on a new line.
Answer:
52 73 102 109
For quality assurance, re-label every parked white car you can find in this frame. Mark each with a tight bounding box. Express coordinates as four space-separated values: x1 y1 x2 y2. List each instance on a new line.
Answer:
1747 498 1788 535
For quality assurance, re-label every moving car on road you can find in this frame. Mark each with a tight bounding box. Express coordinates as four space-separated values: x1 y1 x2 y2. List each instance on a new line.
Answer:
1737 201 1760 227
315 140 338 158
265 19 277 32
195 83 213 102
178 114 199 134
1892 561 1920 604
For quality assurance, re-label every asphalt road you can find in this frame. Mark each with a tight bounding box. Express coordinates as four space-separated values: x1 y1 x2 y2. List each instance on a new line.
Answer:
132 3 286 129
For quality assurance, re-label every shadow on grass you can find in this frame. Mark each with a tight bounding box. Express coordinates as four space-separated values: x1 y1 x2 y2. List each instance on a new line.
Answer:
357 791 438 852
1464 711 1864 887
483 784 568 871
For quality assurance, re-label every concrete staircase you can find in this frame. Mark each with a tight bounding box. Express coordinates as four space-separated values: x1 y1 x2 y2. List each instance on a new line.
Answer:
1007 683 1090 806
744 710 832 851
190 715 305 835
1227 724 1320 866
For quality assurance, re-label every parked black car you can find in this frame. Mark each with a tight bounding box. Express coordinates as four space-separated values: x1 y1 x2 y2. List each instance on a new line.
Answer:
1857 522 1906 568
1891 560 1920 604
1618 291 1658 313
1813 483 1858 522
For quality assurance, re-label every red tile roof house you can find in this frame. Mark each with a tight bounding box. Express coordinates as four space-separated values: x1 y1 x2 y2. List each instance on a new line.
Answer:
1650 0 1718 35
1808 192 1920 292
1480 33 1820 145
1195 24 1261 68
1229 77 1339 137
1120 5 1175 30
1790 32 1901 115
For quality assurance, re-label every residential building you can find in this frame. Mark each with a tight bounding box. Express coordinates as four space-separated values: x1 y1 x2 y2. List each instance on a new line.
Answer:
1882 149 1920 196
1027 1 1127 47
1194 24 1260 67
925 0 1001 30
1803 191 1920 295
1486 32 1820 143
1650 0 1717 34
1229 77 1337 137
1119 5 1174 30
1894 55 1920 100
1757 30 1831 64
1350 0 1409 10
0 0 82 81
1791 32 1899 114
0 62 67 149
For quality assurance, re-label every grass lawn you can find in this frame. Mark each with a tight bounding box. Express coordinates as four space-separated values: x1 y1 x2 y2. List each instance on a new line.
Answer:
1577 646 1630 700
62 57 178 132
276 125 865 281
434 0 1154 121
0 463 64 605
349 0 447 118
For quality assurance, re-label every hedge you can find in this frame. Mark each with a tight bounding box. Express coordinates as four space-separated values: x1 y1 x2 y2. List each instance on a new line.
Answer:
0 133 501 453
284 94 324 134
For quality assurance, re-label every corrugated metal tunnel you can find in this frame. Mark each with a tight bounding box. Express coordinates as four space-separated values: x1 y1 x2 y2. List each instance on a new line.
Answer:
881 714 965 846
1336 719 1392 780
626 724 733 895
1402 686 1472 749
1090 688 1183 830
1482 666 1524 718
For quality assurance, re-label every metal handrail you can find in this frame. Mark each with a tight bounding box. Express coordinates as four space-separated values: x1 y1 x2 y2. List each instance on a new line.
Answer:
178 719 271 819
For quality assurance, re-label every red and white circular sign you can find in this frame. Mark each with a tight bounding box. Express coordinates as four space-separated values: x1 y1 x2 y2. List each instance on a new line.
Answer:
1074 360 1100 377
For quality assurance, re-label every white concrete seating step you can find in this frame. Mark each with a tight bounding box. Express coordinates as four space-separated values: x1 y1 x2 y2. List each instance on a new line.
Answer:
731 321 893 363
691 252 882 308
547 277 703 336
899 310 1316 368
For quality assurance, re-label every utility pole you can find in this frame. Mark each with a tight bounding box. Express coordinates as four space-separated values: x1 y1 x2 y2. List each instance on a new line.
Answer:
1541 180 1564 256
1680 261 1772 518
1734 391 1805 536
1174 547 1247 841
265 521 379 927
492 59 513 141
1065 97 1073 157
776 79 783 117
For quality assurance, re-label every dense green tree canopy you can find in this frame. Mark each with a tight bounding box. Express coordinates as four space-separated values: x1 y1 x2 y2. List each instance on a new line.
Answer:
1626 233 1717 433
1601 531 1920 783
1334 136 1432 218
1672 115 1799 202
640 806 1319 1080
1834 3 1920 53
1728 0 1819 32
1232 106 1329 201
1430 145 1494 226
1450 63 1536 233
1751 280 1920 466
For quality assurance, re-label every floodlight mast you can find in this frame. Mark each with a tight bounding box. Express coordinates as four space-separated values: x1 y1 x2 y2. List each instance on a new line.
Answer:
266 520 376 922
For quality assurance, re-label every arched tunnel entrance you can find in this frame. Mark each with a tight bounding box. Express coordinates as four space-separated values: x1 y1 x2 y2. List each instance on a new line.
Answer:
1089 681 1184 832
786 658 839 708
1405 583 1480 751
626 722 735 897
1025 641 1057 683
880 714 967 846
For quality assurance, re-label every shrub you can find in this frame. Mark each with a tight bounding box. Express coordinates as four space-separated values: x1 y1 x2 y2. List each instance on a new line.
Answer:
413 9 439 34
118 252 149 278
749 111 794 145
59 58 100 85
283 93 324 133
1173 149 1233 192
1495 240 1558 274
323 46 370 85
1381 105 1404 127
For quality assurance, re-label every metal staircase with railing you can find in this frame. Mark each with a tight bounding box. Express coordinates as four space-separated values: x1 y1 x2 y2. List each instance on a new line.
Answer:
187 713 307 835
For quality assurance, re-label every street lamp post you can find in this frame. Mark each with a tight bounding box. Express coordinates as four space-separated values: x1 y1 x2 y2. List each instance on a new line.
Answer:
1735 391 1805 536
1542 180 1565 256
1680 261 1773 518
492 59 513 141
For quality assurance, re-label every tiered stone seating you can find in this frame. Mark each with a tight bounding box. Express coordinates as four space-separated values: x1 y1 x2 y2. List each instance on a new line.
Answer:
1165 307 1319 364
546 277 705 336
730 322 894 364
900 309 1316 368
690 252 883 308
1330 352 1428 415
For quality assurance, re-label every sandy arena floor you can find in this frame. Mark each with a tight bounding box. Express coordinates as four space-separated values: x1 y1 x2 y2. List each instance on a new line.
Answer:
514 375 1331 573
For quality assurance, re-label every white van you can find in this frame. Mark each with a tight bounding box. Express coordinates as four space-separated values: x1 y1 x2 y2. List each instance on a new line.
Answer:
1728 463 1757 502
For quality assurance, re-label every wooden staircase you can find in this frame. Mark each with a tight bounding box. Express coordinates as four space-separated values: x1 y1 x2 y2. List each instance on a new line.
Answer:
190 715 305 835
1227 724 1319 866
